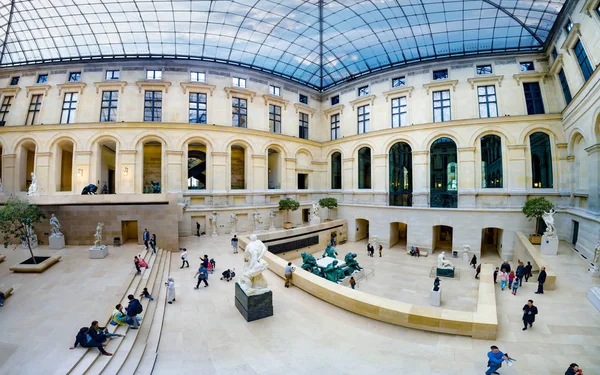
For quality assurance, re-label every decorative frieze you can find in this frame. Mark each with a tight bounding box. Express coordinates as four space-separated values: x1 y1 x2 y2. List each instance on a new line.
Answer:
495 59 516 65
122 67 144 71
209 70 231 77
49 70 67 75
165 67 187 72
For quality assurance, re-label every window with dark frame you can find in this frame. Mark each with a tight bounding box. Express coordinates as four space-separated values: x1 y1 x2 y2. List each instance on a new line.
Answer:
331 95 339 105
190 72 205 82
358 86 369 96
146 70 162 80
433 90 451 122
574 40 593 82
269 85 280 96
297 173 308 189
433 69 448 80
26 94 42 125
391 96 407 128
0 96 12 123
37 74 48 83
269 104 281 133
392 76 406 87
520 61 535 71
100 91 118 122
144 90 162 122
10 76 19 85
476 65 492 75
299 112 309 140
189 92 207 124
552 48 558 60
597 3 600 17
232 77 246 88
331 152 342 189
565 19 573 33
523 82 545 115
299 94 308 104
330 113 340 140
232 97 247 128
61 92 78 124
477 85 498 118
69 72 81 82
357 105 370 134
558 69 572 105
105 70 120 80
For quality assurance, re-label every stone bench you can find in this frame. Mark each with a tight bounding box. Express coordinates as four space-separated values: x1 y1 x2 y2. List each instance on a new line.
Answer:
405 250 429 257
0 254 6 263
514 231 557 290
0 286 14 300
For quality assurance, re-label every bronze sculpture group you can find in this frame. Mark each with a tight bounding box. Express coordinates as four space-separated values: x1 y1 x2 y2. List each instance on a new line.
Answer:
300 240 362 284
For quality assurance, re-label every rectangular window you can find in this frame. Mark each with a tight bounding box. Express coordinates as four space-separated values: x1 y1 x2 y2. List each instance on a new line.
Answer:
232 97 247 128
26 94 42 125
299 94 308 104
433 69 448 80
61 92 78 124
146 70 162 80
37 74 48 84
0 96 12 123
552 48 558 60
476 65 492 75
433 90 451 122
190 72 205 82
331 95 339 105
269 85 280 96
392 76 406 87
523 82 545 115
391 96 407 128
558 69 572 105
269 104 281 133
565 19 573 33
100 91 118 122
299 112 309 140
105 70 120 80
189 93 207 124
357 105 370 134
298 173 308 189
232 77 246 88
144 91 162 122
477 85 498 118
69 72 81 82
520 61 535 71
574 40 593 82
330 113 340 140
358 86 369 96
10 76 19 85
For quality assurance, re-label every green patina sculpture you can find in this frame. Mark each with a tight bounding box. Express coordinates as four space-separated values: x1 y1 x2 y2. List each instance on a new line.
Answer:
324 260 346 283
300 252 321 275
322 243 338 259
344 253 362 275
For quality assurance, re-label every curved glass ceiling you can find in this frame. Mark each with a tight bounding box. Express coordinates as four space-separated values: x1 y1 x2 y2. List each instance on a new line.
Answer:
0 0 568 90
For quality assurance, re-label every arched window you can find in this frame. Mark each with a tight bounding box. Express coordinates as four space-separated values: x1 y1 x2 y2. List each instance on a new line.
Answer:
331 152 342 189
530 132 553 188
389 142 412 206
430 137 457 208
143 141 162 194
481 135 503 188
358 147 371 189
230 145 245 189
188 143 206 190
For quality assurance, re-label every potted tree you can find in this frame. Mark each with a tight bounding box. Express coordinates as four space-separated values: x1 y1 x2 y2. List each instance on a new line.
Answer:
279 197 300 229
318 197 338 221
521 197 554 244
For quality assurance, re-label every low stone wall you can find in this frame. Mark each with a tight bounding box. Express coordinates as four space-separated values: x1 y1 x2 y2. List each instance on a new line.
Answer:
514 231 557 290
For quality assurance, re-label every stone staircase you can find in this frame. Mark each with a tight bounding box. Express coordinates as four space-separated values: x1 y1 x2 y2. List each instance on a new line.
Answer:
62 248 171 375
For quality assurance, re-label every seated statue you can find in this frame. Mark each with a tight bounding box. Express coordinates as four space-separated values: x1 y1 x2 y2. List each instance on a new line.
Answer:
322 243 338 259
344 253 362 273
300 252 320 275
81 184 98 195
437 251 454 270
151 180 161 193
323 260 346 283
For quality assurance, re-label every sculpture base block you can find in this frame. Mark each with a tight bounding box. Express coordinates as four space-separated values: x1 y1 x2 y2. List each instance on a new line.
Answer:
309 217 321 225
589 266 600 278
89 245 108 259
540 235 559 255
436 267 455 278
21 237 38 250
235 282 273 322
49 235 65 250
462 252 469 262
211 232 218 237
587 287 600 312
430 288 441 307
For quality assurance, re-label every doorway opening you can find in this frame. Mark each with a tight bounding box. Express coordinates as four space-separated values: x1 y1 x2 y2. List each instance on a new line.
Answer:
572 220 579 246
432 225 453 252
389 222 408 249
302 208 309 223
355 219 370 242
481 227 503 257
121 221 139 244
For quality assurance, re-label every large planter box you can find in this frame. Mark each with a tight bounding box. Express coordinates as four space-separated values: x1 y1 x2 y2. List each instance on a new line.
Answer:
10 255 61 273
283 222 293 229
529 234 542 244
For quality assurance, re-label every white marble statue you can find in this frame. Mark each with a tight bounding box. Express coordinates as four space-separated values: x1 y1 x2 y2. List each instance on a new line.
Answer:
50 214 62 236
27 172 38 196
239 234 270 296
542 209 556 238
269 210 277 230
0 178 3 193
230 213 238 234
253 210 262 232
93 222 104 248
21 222 38 249
437 251 454 269
310 201 320 220
210 211 218 237
593 235 600 265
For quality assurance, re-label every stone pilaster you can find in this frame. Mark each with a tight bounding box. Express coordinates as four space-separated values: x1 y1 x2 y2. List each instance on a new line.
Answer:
118 150 136 194
166 150 184 192
412 150 428 207
1 153 16 193
586 143 600 213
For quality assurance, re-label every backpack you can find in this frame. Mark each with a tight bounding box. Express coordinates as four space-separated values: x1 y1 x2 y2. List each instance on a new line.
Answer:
136 300 143 314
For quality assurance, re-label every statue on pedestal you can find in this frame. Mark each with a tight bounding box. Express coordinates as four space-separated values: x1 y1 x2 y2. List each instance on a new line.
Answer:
81 184 98 195
433 277 441 291
27 172 38 196
253 210 262 232
0 178 3 193
230 213 238 234
437 252 454 269
309 201 321 224
93 222 104 248
50 214 62 236
21 221 38 249
268 210 277 230
238 234 269 295
151 180 161 193
542 209 556 238
210 211 218 237
322 243 338 259
324 260 345 283
593 231 600 265
344 253 362 273
301 252 320 275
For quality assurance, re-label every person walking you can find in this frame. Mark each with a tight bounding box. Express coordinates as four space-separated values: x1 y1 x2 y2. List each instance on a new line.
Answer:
500 270 508 290
511 278 519 295
126 294 142 329
180 248 189 268
500 260 511 273
535 266 547 294
475 264 481 279
349 276 356 289
508 271 515 289
525 261 533 282
166 277 176 304
378 244 383 257
134 256 142 275
493 267 499 284
231 235 239 254
150 234 157 254
284 262 295 288
516 262 525 286
470 254 477 269
200 254 209 268
143 229 150 250
194 264 209 289
196 222 201 237
565 363 584 375
522 299 538 330
485 345 508 375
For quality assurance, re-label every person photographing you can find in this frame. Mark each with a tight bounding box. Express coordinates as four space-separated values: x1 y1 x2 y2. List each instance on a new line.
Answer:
486 345 510 375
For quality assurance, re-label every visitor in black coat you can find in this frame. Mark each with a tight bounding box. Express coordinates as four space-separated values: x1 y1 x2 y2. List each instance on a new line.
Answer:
535 266 547 294
470 254 477 269
500 260 511 273
522 299 538 330
524 261 533 282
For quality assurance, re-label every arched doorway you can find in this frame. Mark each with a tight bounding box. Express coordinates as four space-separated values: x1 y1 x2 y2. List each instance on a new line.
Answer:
432 225 453 252
53 139 74 192
187 143 206 190
389 222 408 249
97 140 117 194
18 141 36 192
355 219 369 242
268 148 281 189
358 147 371 189
530 132 553 188
331 152 342 189
389 142 412 206
143 141 162 193
481 227 503 258
430 138 457 207
230 145 246 190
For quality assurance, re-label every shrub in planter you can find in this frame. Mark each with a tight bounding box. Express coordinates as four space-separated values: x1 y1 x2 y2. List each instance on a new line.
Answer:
521 197 554 242
0 197 46 264
318 197 338 220
278 198 300 229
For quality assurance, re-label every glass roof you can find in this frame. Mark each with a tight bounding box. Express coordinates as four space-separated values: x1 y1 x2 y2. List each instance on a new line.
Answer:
0 0 568 90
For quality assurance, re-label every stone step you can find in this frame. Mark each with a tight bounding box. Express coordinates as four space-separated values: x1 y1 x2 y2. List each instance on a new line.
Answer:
134 253 172 375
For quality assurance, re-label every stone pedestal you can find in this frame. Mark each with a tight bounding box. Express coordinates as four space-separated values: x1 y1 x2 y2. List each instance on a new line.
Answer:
309 217 321 225
462 252 469 262
589 266 600 278
49 235 65 250
21 236 38 250
436 267 455 278
235 282 273 322
540 235 559 255
587 287 600 312
89 245 108 259
430 288 441 307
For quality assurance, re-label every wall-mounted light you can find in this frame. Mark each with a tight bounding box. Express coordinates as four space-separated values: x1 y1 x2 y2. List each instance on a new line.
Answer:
77 169 83 177
124 167 129 176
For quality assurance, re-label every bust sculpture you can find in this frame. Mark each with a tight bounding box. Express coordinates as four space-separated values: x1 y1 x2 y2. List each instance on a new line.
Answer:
93 222 104 247
27 172 38 196
238 234 269 295
437 252 454 269
542 209 556 238
50 214 62 236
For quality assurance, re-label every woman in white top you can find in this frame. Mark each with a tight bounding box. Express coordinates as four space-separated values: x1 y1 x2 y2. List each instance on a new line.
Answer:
180 249 189 268
166 277 176 304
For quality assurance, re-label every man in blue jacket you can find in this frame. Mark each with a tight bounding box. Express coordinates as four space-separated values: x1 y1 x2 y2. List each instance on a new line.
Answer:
126 294 142 329
143 229 150 250
486 345 508 375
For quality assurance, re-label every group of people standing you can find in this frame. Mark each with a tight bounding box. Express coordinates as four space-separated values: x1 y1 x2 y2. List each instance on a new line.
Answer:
366 243 382 257
142 229 157 254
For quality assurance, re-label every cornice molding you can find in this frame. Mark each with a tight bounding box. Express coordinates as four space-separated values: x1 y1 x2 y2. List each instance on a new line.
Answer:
323 104 344 117
262 94 290 110
560 23 582 54
422 79 459 94
349 94 376 111
0 87 21 97
135 80 172 93
466 75 504 89
512 72 547 85
382 86 414 101
293 103 315 117
25 84 51 97
93 81 127 94
583 0 600 17
549 54 564 75
224 87 256 102
57 82 86 96
180 82 216 96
